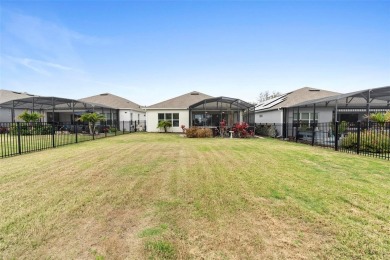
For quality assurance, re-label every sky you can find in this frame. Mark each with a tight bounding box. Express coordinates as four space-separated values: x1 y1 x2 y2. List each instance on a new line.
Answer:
1 1 389 106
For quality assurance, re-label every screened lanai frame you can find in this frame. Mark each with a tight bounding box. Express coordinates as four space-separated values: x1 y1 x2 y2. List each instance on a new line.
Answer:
188 96 255 128
266 86 390 139
0 96 119 124
290 86 390 124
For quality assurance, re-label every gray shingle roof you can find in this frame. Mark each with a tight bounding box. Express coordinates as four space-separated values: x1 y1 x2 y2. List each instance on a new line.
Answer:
293 86 390 108
256 87 340 111
147 91 213 109
0 89 37 104
79 93 144 111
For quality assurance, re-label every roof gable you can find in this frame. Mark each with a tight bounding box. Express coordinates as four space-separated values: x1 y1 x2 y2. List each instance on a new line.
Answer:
147 91 213 109
79 93 143 111
0 89 37 104
256 87 340 111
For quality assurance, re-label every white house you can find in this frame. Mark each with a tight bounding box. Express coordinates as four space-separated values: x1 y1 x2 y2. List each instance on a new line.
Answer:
256 87 340 124
146 91 255 133
255 87 340 136
146 91 212 132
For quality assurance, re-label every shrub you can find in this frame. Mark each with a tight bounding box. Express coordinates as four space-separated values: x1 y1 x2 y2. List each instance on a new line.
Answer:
341 130 390 153
0 126 9 134
255 124 277 137
33 124 53 135
233 122 254 138
185 127 212 138
9 123 53 135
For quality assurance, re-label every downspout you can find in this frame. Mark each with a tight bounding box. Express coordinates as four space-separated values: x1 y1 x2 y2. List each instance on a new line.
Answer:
52 97 55 123
72 102 75 124
12 100 15 123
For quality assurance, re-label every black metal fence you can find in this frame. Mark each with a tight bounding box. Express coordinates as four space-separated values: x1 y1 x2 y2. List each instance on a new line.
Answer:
255 122 390 160
0 120 146 158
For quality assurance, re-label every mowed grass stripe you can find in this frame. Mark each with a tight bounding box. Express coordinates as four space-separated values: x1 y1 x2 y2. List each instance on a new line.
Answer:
0 133 389 259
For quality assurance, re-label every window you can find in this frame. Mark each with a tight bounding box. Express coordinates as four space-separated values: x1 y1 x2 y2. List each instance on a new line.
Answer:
172 113 179 127
294 113 318 128
158 113 180 127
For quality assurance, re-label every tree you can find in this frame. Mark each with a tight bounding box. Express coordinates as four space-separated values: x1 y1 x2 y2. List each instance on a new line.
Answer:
157 120 172 133
257 91 282 103
18 110 43 123
78 112 106 135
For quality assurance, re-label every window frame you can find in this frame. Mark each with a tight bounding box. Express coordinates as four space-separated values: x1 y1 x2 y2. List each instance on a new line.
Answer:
158 113 180 127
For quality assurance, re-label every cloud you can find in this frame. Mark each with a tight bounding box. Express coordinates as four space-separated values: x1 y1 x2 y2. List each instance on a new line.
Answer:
3 10 109 49
4 55 80 76
1 9 111 71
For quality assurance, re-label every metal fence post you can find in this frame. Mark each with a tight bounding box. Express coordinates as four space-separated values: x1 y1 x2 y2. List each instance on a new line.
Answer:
122 121 125 134
356 121 361 154
295 124 299 143
311 123 315 146
17 122 22 155
335 121 339 151
135 121 137 133
52 122 55 148
75 122 78 143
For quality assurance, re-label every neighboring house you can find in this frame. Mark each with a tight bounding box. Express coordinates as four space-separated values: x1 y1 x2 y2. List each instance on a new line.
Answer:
146 91 255 133
0 89 38 122
292 86 390 123
255 87 340 136
0 90 114 126
146 91 213 132
79 93 146 131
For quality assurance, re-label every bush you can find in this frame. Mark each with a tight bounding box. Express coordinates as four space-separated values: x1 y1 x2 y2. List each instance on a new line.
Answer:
33 124 53 135
233 122 254 138
185 127 213 138
255 124 277 137
9 123 53 135
341 130 390 153
0 126 9 134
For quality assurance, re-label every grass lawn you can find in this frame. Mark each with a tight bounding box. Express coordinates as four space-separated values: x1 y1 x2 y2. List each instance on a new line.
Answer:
0 133 389 259
0 132 125 158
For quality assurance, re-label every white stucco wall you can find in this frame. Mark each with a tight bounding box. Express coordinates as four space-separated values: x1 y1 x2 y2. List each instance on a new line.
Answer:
0 108 13 122
146 109 189 133
119 109 146 122
255 110 283 124
286 107 333 123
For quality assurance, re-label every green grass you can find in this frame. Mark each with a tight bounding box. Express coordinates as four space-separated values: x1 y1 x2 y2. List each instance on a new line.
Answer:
0 133 389 259
0 132 127 157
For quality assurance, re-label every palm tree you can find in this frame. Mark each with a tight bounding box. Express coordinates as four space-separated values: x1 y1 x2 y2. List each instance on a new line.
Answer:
157 120 172 133
79 112 106 135
18 110 43 123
